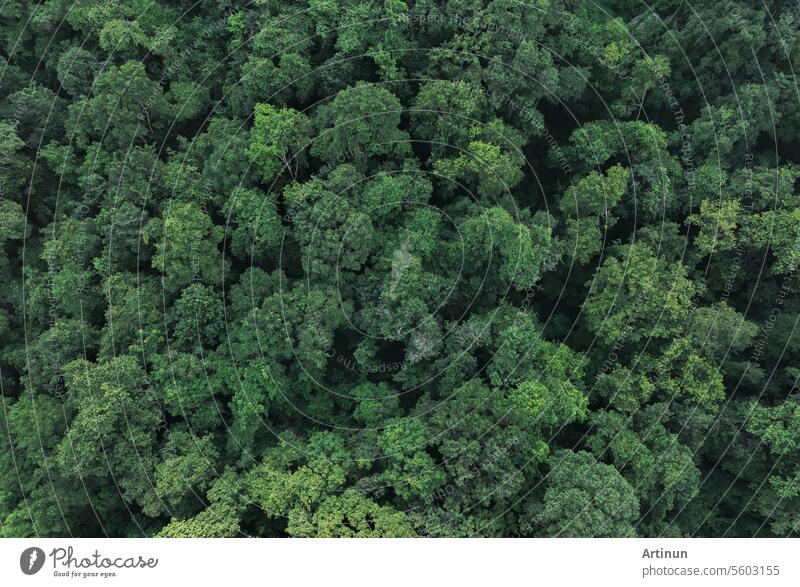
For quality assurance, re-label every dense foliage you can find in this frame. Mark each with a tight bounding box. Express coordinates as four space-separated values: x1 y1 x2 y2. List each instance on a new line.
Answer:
1 0 798 537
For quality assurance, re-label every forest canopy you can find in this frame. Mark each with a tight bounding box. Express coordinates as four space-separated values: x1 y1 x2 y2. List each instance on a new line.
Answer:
0 0 799 537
